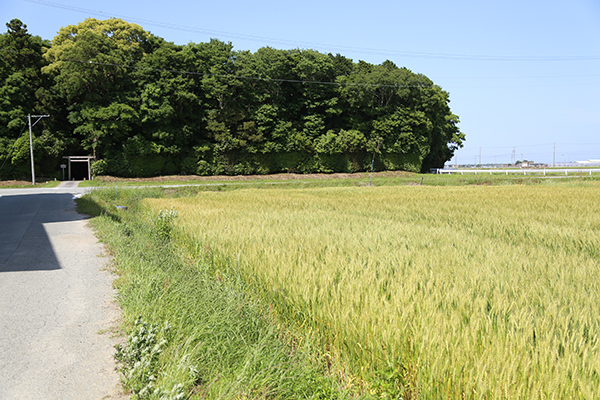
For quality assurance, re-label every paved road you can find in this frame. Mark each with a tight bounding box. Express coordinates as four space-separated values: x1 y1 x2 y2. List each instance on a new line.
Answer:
0 183 125 399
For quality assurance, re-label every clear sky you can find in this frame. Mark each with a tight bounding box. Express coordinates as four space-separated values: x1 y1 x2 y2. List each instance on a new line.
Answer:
2 0 599 165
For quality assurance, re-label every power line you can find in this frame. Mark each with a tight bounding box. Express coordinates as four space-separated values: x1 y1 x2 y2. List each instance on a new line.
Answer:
21 0 600 63
3 47 597 89
457 143 555 152
458 143 600 152
432 73 600 80
442 81 600 89
453 143 600 165
68 59 435 89
2 47 598 88
2 47 435 88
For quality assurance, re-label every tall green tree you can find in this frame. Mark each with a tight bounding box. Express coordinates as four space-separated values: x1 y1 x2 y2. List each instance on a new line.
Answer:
43 18 149 163
0 19 63 179
335 60 463 172
2 17 463 178
0 19 47 137
130 37 206 175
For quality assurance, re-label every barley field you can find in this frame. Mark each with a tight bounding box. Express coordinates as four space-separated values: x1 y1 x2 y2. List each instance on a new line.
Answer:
146 185 600 398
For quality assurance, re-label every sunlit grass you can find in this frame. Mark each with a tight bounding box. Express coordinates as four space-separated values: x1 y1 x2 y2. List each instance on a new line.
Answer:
83 187 359 399
146 184 600 398
0 179 61 188
78 170 600 189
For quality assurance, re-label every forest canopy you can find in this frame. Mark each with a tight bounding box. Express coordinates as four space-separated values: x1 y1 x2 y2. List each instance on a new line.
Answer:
0 18 464 179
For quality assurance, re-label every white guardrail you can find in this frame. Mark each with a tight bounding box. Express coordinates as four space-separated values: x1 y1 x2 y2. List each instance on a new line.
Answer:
433 168 600 175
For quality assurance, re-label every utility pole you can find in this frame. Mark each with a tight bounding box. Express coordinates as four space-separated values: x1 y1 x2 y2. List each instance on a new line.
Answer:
553 143 555 167
479 147 482 166
28 114 50 185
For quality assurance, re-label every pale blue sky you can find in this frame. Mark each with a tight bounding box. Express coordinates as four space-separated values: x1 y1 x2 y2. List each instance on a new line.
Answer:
2 0 599 164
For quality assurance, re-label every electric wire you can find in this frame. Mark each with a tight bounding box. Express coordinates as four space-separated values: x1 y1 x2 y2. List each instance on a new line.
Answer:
0 48 434 89
454 143 600 164
3 48 597 88
70 59 435 88
20 0 600 62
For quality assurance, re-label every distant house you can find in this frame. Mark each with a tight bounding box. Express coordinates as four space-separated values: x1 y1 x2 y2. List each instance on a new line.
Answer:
520 161 533 168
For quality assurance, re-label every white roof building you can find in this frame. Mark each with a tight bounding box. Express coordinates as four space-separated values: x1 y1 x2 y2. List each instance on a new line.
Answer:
575 159 600 165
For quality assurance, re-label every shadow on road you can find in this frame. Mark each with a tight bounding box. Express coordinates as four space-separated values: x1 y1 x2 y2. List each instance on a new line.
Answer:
0 193 89 272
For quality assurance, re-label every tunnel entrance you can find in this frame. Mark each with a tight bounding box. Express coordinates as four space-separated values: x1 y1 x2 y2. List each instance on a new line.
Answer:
62 156 93 181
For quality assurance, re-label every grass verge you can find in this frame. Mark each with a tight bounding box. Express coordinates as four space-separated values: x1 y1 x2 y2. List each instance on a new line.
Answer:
78 187 363 400
0 179 61 188
79 170 600 190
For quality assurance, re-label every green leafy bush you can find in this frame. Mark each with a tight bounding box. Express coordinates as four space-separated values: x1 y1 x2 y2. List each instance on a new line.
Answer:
115 317 180 399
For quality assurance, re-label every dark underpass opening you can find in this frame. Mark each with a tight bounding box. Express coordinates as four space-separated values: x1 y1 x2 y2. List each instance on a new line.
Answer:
69 162 88 180
62 156 93 181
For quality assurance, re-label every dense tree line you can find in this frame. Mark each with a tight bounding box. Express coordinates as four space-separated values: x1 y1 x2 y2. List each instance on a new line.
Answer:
0 18 464 179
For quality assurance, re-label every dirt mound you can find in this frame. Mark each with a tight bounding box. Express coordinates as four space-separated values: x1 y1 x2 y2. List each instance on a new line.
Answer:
95 171 415 184
0 180 32 187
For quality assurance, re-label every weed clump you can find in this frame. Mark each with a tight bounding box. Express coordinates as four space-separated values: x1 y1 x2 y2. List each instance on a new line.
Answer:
154 207 178 241
115 317 183 399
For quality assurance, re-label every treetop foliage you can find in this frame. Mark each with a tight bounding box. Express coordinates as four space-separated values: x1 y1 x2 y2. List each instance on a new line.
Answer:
0 17 464 179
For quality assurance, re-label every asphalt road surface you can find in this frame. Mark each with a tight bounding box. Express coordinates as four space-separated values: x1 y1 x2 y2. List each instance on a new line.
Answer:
0 183 125 399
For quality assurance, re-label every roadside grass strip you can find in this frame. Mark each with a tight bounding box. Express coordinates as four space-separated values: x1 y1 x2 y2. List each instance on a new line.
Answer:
81 188 361 399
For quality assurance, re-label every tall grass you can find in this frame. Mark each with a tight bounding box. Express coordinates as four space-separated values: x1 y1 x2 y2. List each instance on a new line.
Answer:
79 170 600 189
82 188 359 399
147 185 600 398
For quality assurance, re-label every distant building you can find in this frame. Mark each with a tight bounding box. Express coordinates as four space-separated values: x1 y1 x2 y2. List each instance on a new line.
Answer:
520 161 532 168
517 160 549 168
576 159 600 167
